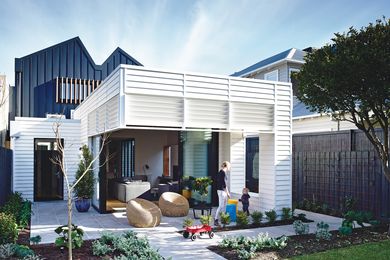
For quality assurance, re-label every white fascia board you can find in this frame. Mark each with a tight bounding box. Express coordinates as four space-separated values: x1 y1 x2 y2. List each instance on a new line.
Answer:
293 113 331 120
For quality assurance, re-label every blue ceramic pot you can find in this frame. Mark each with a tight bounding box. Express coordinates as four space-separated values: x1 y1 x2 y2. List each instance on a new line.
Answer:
75 198 91 212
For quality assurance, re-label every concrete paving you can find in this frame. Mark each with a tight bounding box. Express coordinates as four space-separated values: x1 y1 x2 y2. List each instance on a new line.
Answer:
31 201 343 259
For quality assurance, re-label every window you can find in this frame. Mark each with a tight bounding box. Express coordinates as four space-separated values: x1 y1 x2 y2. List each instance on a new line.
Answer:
264 69 278 81
121 139 135 178
246 137 259 193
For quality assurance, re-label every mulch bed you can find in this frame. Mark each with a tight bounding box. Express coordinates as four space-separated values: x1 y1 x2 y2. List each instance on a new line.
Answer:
16 226 100 260
208 224 390 260
213 217 312 232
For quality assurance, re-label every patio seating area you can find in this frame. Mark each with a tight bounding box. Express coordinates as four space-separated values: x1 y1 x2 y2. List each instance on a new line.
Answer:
31 201 344 259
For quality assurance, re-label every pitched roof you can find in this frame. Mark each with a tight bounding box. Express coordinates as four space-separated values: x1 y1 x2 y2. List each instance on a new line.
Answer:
17 36 142 68
231 48 306 77
293 96 319 117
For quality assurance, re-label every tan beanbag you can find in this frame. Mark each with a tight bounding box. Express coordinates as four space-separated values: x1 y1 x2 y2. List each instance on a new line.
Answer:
159 192 189 217
126 198 161 227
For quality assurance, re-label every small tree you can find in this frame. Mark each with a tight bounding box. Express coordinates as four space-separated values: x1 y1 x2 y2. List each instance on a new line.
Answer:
51 120 106 260
296 18 390 182
73 145 94 199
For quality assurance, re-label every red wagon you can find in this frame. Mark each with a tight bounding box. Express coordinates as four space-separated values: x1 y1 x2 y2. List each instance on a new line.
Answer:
183 224 214 241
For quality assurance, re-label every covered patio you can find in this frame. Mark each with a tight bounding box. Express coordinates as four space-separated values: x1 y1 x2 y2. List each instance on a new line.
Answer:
72 64 293 214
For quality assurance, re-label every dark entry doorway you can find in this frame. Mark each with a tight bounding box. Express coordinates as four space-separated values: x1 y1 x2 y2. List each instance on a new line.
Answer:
34 139 63 201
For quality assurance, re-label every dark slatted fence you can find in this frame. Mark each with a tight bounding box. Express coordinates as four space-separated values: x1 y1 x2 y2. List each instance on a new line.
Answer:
293 130 390 219
0 146 12 207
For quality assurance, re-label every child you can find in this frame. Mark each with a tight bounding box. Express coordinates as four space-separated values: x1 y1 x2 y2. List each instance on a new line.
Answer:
239 187 250 215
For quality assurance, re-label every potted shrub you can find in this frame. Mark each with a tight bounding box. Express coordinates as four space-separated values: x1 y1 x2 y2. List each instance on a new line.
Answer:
192 177 213 204
74 145 94 212
181 176 194 199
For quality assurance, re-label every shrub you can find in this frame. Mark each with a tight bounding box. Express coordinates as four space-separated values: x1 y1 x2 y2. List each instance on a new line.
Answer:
220 212 231 227
236 211 249 227
19 201 32 229
315 221 332 240
200 214 212 225
92 240 114 256
293 220 309 235
182 218 194 228
29 235 42 245
343 210 373 228
343 196 357 212
265 209 277 224
93 231 163 259
338 225 353 236
251 211 263 225
54 224 84 249
281 208 292 221
1 192 23 218
1 192 32 228
0 212 18 244
321 203 329 214
220 233 288 259
0 243 16 259
73 145 95 199
13 244 34 258
295 213 309 222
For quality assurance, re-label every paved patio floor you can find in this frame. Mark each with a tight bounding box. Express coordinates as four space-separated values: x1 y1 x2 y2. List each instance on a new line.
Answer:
31 201 343 259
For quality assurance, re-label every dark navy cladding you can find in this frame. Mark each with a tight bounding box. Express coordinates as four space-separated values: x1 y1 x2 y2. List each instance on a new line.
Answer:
14 37 142 118
33 81 78 118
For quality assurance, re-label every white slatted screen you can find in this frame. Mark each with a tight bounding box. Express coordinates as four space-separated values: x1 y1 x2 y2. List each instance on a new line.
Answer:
126 94 183 127
186 99 228 128
230 102 274 131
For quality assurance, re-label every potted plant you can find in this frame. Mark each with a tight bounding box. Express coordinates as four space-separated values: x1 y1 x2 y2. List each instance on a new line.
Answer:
192 177 213 204
74 145 94 212
181 176 194 199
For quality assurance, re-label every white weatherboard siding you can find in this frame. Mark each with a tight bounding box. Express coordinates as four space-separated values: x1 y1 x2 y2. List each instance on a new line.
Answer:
229 132 245 194
293 115 357 134
274 85 292 212
73 66 121 143
259 133 275 211
10 117 81 201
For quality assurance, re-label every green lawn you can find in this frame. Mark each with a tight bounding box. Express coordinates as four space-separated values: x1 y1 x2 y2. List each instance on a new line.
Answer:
290 240 390 260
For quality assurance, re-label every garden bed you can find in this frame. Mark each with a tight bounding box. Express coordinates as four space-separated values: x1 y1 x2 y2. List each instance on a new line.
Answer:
208 224 390 259
213 217 313 232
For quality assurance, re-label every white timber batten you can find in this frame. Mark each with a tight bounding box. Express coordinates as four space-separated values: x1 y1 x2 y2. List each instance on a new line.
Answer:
73 66 121 144
10 117 81 201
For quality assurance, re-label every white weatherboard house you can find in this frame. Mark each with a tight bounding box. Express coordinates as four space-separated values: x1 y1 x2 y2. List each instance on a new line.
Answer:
11 64 292 214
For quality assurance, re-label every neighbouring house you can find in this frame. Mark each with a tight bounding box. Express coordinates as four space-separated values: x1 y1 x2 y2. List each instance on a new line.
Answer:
10 38 292 215
232 47 356 134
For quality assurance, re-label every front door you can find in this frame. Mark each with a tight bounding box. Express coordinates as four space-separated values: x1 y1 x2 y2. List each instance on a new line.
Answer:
34 139 63 201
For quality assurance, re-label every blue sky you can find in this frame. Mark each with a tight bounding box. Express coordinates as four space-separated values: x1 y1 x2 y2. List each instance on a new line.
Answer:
0 0 389 85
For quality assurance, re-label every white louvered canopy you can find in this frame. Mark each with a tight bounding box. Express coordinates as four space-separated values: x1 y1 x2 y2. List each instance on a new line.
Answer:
75 64 291 136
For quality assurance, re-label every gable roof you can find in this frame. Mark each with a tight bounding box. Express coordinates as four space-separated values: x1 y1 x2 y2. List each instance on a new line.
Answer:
16 36 142 70
231 48 306 77
293 96 319 117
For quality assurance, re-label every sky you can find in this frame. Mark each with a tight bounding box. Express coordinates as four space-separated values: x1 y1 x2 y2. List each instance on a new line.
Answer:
1 0 390 86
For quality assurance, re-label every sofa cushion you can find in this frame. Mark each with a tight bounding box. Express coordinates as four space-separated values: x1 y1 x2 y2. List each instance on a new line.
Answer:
116 181 151 202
